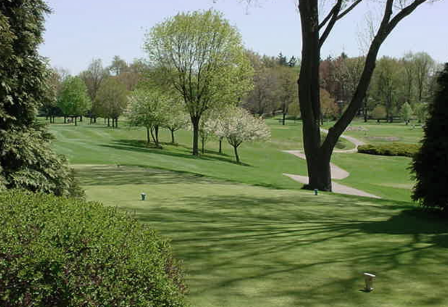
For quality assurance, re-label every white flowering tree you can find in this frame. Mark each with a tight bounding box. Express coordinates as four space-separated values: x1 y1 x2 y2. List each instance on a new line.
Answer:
126 89 169 147
220 107 270 164
162 102 190 144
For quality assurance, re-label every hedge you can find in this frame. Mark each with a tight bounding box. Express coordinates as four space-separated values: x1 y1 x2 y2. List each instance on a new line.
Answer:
358 143 419 157
0 190 187 307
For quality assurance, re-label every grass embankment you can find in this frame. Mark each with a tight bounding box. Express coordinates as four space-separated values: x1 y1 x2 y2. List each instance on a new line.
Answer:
76 165 448 307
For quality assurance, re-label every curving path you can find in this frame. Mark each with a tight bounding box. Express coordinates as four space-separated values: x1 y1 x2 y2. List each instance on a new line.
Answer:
283 128 381 199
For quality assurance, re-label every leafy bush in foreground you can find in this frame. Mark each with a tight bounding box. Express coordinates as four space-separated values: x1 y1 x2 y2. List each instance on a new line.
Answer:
358 143 419 157
0 190 187 307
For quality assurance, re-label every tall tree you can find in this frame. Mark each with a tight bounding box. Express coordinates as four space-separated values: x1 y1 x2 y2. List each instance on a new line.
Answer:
274 65 298 125
95 77 128 128
145 10 253 156
413 52 435 103
296 0 431 191
57 76 91 126
0 0 81 196
79 58 109 122
372 56 403 122
108 55 128 76
411 63 448 212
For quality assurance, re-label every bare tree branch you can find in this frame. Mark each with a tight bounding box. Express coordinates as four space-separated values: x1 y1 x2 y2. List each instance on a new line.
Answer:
319 0 343 48
336 0 363 20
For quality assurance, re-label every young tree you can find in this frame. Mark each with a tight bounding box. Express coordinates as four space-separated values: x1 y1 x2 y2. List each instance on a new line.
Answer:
371 105 387 123
95 77 128 128
220 107 270 163
411 63 448 212
127 89 169 147
400 102 413 124
145 10 253 156
295 0 431 191
57 76 92 126
414 102 428 123
0 0 81 196
162 102 190 144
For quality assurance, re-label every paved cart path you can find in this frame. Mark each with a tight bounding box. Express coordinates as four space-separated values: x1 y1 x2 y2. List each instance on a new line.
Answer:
283 129 380 199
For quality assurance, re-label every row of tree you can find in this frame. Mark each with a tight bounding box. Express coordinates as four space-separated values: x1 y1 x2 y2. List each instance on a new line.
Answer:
319 51 439 122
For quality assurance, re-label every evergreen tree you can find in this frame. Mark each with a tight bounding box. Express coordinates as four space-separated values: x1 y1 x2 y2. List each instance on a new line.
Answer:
411 63 448 212
0 0 82 196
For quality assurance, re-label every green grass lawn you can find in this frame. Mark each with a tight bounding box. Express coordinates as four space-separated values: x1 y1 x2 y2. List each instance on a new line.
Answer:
46 117 448 306
322 120 424 145
47 117 417 201
76 165 448 307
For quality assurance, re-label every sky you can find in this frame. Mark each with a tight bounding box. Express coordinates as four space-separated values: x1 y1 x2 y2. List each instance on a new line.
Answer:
39 0 448 75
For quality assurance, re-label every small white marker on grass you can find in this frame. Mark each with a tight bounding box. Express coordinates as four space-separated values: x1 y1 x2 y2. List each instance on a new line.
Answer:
363 273 376 292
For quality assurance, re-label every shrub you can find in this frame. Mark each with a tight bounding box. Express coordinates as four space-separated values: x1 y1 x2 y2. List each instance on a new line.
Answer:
358 143 419 157
0 190 187 307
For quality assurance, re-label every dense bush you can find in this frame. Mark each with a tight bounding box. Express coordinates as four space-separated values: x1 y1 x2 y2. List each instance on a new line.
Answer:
411 63 448 212
358 143 419 157
0 190 187 307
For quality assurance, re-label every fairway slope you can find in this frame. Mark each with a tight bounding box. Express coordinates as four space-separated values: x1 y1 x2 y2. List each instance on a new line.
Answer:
77 165 448 307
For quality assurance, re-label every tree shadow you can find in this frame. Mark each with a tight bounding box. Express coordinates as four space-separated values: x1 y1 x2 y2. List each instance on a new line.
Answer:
77 165 221 186
116 193 448 306
100 139 246 166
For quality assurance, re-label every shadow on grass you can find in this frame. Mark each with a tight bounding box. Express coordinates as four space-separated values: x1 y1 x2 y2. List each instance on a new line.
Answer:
116 193 448 306
99 139 247 166
77 165 219 186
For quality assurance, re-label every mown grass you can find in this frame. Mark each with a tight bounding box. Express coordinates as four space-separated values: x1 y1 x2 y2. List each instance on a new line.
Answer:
47 117 418 201
76 165 448 307
46 117 448 307
322 120 424 145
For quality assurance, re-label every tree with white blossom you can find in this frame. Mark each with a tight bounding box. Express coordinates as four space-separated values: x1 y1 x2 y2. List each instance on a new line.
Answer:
219 107 270 164
162 102 190 144
127 89 169 147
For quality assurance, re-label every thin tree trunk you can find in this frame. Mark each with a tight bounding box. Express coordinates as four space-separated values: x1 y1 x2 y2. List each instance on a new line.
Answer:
74 116 77 126
233 145 240 164
192 116 200 156
282 111 286 125
170 129 175 144
146 127 151 145
219 138 223 154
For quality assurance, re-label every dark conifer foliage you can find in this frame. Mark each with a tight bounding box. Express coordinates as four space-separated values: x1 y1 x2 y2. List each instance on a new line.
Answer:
411 63 448 212
0 0 82 196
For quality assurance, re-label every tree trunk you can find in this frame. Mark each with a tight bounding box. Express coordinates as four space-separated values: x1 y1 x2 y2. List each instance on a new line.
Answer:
219 138 223 154
296 0 423 192
80 116 83 122
64 116 66 124
191 116 200 156
155 125 159 144
107 118 110 127
146 127 151 145
170 129 175 144
233 145 240 164
282 111 286 125
74 116 77 126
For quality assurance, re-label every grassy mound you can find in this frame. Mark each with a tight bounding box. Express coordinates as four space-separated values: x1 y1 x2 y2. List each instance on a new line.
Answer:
0 190 186 307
